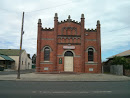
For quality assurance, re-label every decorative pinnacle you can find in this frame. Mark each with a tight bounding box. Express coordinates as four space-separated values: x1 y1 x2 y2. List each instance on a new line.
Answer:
55 13 58 17
97 20 100 24
68 15 71 19
81 14 84 18
38 19 41 23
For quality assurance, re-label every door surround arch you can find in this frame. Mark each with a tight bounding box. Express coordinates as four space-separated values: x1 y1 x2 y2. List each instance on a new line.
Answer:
63 50 75 57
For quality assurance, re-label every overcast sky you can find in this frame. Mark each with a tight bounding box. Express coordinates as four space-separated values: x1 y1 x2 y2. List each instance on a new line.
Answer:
0 0 130 61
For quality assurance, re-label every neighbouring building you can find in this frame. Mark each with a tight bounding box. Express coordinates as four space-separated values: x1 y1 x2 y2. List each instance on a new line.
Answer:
0 49 32 70
104 50 130 65
0 54 15 70
36 13 102 73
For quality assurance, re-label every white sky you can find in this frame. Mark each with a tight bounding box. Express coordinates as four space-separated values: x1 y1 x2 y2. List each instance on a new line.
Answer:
0 0 130 61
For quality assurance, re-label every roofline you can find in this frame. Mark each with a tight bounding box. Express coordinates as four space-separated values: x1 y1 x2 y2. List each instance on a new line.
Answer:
0 54 15 61
107 55 130 59
107 49 130 59
58 20 81 25
0 49 25 56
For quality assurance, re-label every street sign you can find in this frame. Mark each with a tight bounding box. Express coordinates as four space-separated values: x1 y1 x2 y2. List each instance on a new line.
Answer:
59 58 62 64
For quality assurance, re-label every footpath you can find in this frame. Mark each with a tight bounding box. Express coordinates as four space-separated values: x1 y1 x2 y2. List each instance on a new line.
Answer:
0 70 130 81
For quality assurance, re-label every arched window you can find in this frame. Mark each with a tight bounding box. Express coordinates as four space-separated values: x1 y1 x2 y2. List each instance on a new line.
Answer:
88 48 94 61
44 47 50 61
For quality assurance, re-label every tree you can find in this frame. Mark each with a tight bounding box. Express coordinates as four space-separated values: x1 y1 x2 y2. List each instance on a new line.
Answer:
32 54 36 64
111 56 130 69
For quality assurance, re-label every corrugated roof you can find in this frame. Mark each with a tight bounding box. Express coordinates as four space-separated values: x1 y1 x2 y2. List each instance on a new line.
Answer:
0 54 14 61
0 56 5 60
107 50 130 59
0 49 24 56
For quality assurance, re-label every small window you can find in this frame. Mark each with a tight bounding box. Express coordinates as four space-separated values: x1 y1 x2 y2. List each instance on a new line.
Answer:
88 48 94 61
44 47 50 61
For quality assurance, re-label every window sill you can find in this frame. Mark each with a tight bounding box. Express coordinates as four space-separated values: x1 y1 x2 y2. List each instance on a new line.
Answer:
40 61 53 64
85 62 98 65
88 61 95 63
43 61 50 62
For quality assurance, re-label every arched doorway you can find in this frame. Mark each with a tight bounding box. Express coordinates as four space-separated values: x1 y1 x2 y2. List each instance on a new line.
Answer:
64 51 74 72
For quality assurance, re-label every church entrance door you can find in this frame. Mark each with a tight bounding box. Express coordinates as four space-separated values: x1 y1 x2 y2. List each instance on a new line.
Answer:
64 51 73 72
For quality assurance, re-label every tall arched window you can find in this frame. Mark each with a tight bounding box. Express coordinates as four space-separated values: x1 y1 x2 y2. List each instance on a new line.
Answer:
44 47 50 61
88 48 94 61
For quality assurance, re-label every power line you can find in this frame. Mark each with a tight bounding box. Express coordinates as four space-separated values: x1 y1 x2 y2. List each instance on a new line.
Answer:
0 8 20 14
0 8 9 12
0 1 129 34
25 2 72 13
106 26 130 33
0 2 72 14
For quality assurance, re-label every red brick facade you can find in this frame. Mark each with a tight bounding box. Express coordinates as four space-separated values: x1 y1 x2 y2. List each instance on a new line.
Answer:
36 13 102 73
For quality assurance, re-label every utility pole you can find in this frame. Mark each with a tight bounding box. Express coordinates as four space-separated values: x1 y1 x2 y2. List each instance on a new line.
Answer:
17 12 24 79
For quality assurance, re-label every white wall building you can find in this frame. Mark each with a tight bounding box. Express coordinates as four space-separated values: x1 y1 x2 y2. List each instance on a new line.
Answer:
0 49 32 70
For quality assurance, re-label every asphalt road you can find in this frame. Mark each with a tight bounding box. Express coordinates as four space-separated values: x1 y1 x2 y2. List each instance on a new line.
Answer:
0 81 130 98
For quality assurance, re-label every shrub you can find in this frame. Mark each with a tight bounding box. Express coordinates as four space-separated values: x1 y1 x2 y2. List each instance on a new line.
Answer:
111 56 130 69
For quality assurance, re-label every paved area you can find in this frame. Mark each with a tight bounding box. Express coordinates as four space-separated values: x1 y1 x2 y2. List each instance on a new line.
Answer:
0 69 35 75
0 72 130 81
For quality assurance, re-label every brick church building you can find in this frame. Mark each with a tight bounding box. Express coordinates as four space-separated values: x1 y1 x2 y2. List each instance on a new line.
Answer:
36 13 102 73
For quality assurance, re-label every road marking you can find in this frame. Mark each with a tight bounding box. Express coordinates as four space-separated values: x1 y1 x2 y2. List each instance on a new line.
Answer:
92 91 112 93
32 91 112 94
32 91 36 93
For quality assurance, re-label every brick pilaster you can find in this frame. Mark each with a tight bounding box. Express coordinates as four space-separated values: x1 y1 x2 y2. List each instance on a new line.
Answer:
96 20 102 73
54 13 58 72
81 14 85 72
36 19 42 72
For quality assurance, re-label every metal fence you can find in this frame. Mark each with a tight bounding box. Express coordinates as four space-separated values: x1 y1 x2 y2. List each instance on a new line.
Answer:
110 65 123 75
35 66 62 73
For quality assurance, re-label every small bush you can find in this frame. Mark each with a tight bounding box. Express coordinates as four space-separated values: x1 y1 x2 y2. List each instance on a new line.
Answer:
111 56 130 69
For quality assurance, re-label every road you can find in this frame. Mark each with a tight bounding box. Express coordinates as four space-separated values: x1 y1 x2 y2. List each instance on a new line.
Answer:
0 81 130 98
